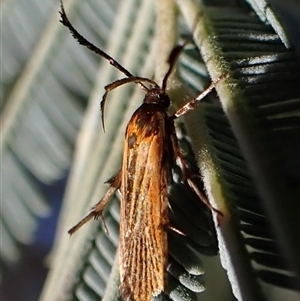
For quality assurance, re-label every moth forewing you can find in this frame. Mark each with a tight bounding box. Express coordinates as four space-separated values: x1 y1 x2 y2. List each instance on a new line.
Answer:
119 103 174 300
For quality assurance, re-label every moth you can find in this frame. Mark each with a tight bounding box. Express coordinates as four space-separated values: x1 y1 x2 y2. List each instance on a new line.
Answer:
60 2 222 301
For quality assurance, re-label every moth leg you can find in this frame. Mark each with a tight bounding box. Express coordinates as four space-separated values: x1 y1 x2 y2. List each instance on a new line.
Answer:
171 75 224 119
186 175 223 222
170 131 190 182
168 224 186 236
171 134 223 221
68 170 122 235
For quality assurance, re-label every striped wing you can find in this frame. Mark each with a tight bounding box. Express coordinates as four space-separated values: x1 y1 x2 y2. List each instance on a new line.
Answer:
119 104 172 301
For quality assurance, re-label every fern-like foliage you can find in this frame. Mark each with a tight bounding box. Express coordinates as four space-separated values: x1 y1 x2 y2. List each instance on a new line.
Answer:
2 0 299 301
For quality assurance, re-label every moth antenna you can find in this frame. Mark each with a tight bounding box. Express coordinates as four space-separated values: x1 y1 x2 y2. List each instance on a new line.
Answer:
100 76 160 131
59 0 148 91
161 44 186 92
161 12 203 92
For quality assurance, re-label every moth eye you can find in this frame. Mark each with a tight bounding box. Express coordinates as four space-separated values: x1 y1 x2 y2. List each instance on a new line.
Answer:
160 94 170 107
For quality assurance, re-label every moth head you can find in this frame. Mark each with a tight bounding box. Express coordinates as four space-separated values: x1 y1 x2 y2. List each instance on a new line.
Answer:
144 88 171 108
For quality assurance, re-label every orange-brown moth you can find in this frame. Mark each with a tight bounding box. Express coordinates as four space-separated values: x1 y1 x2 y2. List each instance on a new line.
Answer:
60 2 222 300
